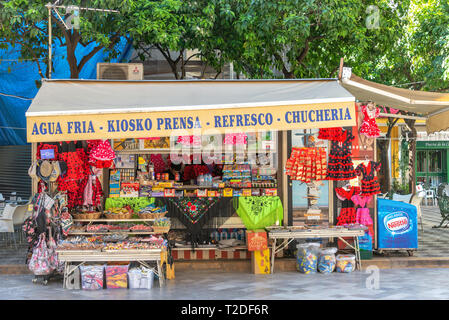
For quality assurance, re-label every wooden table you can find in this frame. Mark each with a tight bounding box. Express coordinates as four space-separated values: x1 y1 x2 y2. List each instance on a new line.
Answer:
268 228 365 273
57 249 165 288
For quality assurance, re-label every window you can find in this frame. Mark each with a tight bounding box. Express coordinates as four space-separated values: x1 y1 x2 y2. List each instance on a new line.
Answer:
417 151 426 173
428 150 443 173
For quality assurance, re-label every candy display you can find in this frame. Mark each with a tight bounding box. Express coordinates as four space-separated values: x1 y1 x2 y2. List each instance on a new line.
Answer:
105 265 129 289
104 205 134 216
103 234 128 242
318 248 337 273
129 224 153 232
80 265 104 290
86 224 110 232
336 254 356 273
57 236 104 250
103 241 163 251
296 243 320 274
154 217 170 227
138 204 167 219
57 235 166 251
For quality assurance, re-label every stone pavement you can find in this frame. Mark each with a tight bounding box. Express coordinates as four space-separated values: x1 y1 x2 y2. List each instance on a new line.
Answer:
1 268 449 300
416 206 449 257
1 204 449 269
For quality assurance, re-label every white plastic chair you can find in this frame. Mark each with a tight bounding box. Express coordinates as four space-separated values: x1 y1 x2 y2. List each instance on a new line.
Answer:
425 189 437 206
0 204 17 249
410 194 424 233
392 193 413 203
12 204 30 244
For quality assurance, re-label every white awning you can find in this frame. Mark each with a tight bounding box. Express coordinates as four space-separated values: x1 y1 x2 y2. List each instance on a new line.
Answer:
340 73 449 133
26 79 356 142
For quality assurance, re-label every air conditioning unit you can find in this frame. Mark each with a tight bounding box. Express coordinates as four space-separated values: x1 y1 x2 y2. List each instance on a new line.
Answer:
97 63 144 80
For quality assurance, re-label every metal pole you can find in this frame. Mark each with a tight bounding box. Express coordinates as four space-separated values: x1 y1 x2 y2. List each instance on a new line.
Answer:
48 5 52 79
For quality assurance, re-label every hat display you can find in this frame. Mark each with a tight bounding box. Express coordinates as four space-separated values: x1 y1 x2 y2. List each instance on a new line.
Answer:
49 161 61 182
28 161 38 180
37 160 61 182
38 160 53 180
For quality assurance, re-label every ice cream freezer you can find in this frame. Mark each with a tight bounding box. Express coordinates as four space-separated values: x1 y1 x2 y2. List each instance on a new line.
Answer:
376 198 418 256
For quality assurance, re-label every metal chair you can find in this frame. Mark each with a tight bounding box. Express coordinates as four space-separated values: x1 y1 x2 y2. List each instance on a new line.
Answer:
434 194 449 228
425 189 437 206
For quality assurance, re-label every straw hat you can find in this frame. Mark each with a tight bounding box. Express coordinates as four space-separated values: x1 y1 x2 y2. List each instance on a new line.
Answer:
39 160 53 179
49 161 61 182
28 161 38 180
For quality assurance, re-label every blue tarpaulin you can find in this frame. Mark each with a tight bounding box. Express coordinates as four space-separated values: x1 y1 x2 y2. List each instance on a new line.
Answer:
0 38 133 145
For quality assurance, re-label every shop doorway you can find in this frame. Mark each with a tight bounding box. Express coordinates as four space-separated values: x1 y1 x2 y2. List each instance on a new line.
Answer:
288 129 330 227
416 149 447 188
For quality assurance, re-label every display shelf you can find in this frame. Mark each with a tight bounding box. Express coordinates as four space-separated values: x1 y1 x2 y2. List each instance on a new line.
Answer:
72 219 156 222
114 149 275 155
68 231 160 235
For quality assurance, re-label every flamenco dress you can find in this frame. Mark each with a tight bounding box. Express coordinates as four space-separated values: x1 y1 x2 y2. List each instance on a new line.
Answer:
326 129 356 180
285 147 327 183
318 127 344 142
335 186 360 226
355 161 381 196
359 105 381 138
351 194 373 235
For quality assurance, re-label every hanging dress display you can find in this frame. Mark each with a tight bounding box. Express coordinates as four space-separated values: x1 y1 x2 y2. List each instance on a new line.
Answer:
88 139 115 168
327 129 356 180
355 161 382 196
335 186 360 226
359 104 381 138
318 127 344 142
285 147 327 183
351 194 373 234
57 141 90 209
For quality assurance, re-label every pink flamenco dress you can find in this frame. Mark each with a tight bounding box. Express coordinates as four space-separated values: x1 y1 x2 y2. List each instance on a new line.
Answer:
351 194 373 236
359 105 381 138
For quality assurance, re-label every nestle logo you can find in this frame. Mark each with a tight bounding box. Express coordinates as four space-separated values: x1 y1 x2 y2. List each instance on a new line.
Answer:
384 211 411 234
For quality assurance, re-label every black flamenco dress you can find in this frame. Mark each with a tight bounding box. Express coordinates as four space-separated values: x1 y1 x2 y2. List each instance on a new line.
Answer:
326 129 356 181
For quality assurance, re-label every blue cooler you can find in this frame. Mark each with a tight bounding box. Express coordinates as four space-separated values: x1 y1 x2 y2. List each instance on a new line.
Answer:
377 198 418 250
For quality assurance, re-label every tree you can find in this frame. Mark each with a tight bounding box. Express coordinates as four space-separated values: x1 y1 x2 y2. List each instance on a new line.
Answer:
123 0 243 79
230 0 409 79
0 0 126 79
355 0 449 92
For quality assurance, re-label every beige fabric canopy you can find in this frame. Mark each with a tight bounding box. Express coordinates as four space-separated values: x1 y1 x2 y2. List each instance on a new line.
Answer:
340 73 449 133
25 79 356 142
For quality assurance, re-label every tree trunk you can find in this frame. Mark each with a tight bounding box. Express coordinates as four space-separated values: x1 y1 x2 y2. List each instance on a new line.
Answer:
405 119 417 194
377 138 391 193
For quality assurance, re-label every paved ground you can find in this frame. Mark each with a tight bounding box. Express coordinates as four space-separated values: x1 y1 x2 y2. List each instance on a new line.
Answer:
1 204 448 265
417 206 449 257
1 268 449 300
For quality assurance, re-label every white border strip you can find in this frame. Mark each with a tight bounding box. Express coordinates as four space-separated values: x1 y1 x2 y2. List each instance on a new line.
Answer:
26 97 355 117
342 78 449 106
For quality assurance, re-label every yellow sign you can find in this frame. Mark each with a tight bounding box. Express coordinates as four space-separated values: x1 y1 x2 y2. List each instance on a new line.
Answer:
26 102 355 143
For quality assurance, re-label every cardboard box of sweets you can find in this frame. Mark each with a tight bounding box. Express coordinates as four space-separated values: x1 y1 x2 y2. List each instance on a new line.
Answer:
120 182 139 198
